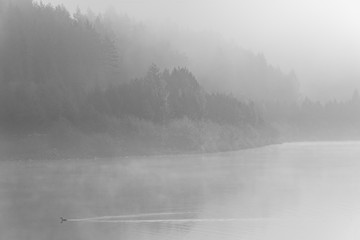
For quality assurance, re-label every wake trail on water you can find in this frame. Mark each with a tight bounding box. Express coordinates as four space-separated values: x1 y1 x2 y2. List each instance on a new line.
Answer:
66 211 198 222
68 217 277 223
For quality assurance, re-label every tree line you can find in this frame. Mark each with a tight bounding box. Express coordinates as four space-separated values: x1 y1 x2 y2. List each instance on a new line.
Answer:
264 90 360 140
1 1 358 159
0 1 274 158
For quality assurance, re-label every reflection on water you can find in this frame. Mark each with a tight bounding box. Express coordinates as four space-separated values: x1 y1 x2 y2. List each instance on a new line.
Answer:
2 142 360 240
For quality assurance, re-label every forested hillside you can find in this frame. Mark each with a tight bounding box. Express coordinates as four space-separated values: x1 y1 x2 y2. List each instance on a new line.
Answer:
2 1 357 159
0 1 276 159
87 9 300 103
265 90 360 141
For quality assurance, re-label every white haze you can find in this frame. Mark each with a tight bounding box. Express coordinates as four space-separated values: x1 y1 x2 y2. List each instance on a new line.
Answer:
40 0 360 101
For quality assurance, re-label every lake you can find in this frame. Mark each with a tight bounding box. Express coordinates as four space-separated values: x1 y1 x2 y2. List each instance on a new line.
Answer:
1 142 360 240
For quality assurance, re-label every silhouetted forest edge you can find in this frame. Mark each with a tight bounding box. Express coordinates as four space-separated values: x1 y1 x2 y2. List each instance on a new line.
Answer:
1 1 359 160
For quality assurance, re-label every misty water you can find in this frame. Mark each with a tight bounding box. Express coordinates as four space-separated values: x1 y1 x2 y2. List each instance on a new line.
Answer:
2 142 360 240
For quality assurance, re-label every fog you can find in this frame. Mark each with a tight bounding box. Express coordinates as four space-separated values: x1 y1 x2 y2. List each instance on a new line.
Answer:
39 0 360 101
0 0 359 154
3 1 360 240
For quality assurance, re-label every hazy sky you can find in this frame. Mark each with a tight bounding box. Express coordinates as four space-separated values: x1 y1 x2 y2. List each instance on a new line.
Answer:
40 0 360 100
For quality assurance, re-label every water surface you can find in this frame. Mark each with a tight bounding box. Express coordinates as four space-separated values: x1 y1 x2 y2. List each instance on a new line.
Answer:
1 142 360 240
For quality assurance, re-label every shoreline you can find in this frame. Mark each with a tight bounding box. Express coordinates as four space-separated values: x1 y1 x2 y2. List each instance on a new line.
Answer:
0 137 278 161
